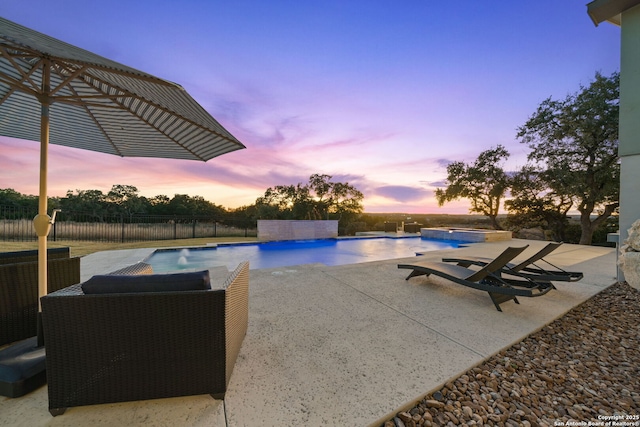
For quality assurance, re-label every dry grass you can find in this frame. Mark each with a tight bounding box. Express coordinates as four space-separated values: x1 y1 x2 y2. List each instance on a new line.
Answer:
0 237 258 258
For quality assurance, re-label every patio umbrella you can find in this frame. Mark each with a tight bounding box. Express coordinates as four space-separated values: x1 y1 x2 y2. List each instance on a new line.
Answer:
0 17 246 309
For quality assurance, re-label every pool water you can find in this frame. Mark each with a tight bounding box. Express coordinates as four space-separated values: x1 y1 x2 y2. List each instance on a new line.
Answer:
146 236 465 272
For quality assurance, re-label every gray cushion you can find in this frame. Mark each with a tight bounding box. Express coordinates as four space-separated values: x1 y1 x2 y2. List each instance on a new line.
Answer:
81 270 211 294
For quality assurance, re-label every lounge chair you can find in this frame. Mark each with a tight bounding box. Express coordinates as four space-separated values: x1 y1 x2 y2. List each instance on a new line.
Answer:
441 242 583 283
398 246 554 311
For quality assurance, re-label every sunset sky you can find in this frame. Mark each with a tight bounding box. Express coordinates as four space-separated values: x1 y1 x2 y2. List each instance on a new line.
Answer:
0 1 620 214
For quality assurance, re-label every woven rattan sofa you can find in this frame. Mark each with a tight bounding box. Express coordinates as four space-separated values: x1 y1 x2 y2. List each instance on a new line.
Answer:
41 261 249 416
0 247 71 265
0 248 80 346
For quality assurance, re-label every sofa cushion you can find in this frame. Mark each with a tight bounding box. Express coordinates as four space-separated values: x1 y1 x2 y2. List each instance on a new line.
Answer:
81 270 211 294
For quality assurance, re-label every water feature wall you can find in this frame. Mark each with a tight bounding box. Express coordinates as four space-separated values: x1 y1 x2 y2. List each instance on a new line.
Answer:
257 220 338 241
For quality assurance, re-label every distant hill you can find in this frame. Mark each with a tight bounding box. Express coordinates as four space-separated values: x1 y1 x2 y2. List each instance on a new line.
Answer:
361 213 495 229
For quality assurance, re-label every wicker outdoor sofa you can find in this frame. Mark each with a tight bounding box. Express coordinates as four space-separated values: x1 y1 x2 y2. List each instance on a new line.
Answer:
0 247 71 264
41 261 250 416
0 248 81 346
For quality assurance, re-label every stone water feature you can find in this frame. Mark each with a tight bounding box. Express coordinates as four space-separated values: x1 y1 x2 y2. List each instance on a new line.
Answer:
257 220 338 241
619 219 640 290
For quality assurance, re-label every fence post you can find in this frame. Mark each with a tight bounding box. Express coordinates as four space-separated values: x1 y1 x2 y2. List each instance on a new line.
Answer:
121 215 125 243
213 221 217 237
173 217 177 240
192 218 196 238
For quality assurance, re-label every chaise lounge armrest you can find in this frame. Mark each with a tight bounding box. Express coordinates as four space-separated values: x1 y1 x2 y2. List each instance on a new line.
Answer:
41 261 249 416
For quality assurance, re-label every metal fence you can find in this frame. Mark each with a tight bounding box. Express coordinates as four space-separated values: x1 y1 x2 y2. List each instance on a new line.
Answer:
0 205 257 242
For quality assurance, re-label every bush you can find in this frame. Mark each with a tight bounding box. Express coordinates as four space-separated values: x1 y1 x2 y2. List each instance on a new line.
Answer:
593 216 618 247
563 217 618 246
563 223 582 244
343 221 368 236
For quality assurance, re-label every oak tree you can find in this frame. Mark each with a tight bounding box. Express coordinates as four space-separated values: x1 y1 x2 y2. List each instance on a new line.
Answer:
435 145 510 229
516 72 619 245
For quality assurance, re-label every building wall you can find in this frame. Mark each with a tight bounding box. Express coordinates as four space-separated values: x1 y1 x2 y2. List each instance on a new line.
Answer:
257 220 338 241
619 4 640 279
620 4 640 157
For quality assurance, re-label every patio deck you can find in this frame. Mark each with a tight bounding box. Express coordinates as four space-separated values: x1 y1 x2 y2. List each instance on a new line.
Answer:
0 239 616 426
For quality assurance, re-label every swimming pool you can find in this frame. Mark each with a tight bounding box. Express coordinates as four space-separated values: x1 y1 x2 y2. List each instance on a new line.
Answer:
145 236 466 272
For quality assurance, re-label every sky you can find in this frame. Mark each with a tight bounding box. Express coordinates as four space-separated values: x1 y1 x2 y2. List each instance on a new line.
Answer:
0 1 621 214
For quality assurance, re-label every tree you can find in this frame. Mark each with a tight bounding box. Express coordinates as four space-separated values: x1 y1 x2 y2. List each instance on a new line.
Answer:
254 174 364 231
60 189 109 221
435 145 510 229
105 184 149 218
229 204 260 228
167 194 227 217
504 166 574 241
307 174 364 221
0 188 39 211
254 185 303 219
517 72 619 245
148 194 171 215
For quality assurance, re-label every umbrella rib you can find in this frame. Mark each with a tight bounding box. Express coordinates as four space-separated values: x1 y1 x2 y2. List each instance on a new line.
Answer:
47 62 86 96
49 59 213 140
77 73 244 153
1 40 176 88
126 109 208 161
61 78 125 157
54 58 177 87
49 98 135 109
47 61 132 109
0 75 27 103
47 64 190 158
0 46 45 94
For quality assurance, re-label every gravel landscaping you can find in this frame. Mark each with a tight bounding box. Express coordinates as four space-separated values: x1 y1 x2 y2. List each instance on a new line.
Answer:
383 281 640 427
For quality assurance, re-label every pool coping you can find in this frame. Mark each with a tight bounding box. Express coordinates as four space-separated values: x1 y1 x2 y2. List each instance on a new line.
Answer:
420 227 513 242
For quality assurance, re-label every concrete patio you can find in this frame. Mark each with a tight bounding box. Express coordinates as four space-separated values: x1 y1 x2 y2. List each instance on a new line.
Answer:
0 239 616 426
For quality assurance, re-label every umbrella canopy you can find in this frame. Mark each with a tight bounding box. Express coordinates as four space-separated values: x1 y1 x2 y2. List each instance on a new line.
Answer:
0 17 245 305
0 17 244 159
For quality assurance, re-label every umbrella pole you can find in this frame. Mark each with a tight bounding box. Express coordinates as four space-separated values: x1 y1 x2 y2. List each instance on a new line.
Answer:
32 66 52 347
34 107 49 347
35 104 50 305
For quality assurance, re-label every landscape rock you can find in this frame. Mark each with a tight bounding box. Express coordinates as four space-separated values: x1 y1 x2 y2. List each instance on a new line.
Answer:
620 219 640 289
624 219 640 251
382 282 640 426
620 251 640 290
424 400 444 409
